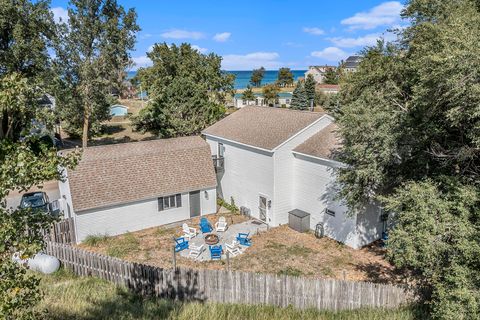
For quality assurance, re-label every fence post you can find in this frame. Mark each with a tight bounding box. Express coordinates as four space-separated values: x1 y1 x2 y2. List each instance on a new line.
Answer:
172 246 176 270
226 251 230 271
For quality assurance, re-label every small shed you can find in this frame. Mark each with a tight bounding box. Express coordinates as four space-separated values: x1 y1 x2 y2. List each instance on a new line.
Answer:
288 209 311 232
110 104 128 116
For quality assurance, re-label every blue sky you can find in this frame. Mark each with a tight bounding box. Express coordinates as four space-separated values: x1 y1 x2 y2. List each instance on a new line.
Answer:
50 0 406 70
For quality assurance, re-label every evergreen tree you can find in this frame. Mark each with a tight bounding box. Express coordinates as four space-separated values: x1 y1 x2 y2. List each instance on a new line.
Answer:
337 0 480 317
250 67 265 87
277 67 294 87
304 74 316 105
323 67 338 84
290 81 308 110
242 85 255 105
133 43 234 137
53 0 140 147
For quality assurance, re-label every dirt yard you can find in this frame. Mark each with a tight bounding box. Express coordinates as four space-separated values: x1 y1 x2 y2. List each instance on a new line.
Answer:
79 213 403 284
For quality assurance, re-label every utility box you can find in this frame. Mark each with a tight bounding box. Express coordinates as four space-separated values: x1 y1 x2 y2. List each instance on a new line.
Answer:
288 209 311 233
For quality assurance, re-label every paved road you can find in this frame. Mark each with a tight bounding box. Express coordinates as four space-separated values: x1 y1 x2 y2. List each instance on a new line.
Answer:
5 180 60 209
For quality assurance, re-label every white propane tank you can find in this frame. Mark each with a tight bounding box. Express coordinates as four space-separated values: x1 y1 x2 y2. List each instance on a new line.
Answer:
27 253 60 274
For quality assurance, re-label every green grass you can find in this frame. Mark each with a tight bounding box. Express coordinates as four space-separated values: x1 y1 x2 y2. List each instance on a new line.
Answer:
83 234 110 247
37 269 427 320
105 232 140 258
277 267 303 277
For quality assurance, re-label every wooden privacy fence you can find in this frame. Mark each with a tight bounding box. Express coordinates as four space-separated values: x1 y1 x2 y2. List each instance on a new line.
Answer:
45 241 412 311
43 218 76 244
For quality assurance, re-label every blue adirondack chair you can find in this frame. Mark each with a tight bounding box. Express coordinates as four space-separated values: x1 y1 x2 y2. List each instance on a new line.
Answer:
199 217 213 233
209 245 222 260
236 232 252 247
174 237 189 252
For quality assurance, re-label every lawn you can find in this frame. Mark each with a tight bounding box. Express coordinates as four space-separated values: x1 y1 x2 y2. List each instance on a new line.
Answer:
79 213 402 284
36 269 424 320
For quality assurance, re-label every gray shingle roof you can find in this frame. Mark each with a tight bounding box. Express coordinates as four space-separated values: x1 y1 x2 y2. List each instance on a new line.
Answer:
202 106 325 150
293 123 342 160
67 136 217 212
344 56 362 69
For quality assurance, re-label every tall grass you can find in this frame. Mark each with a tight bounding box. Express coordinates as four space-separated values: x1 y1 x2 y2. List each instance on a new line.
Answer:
37 269 427 320
105 232 140 258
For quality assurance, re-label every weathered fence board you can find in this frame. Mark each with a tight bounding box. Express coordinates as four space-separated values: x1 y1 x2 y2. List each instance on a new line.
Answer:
43 218 76 244
44 241 412 311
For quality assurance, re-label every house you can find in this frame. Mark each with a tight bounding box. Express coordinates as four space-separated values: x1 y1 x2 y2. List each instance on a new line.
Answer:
316 84 340 94
233 92 292 108
58 136 217 242
202 107 384 249
304 65 337 84
110 104 129 116
343 56 362 73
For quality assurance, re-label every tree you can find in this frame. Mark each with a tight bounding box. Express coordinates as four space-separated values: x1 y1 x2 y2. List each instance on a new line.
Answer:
323 67 338 84
304 74 316 104
242 86 255 105
277 67 294 87
132 43 234 137
336 0 480 317
290 81 308 110
53 0 139 147
262 84 279 107
250 67 265 87
0 73 79 319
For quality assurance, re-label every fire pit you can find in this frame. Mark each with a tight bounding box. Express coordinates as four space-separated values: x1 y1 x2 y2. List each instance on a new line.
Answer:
204 234 219 245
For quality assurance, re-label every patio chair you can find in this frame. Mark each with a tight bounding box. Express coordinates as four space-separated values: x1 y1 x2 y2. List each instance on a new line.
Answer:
182 223 197 239
174 237 189 252
225 240 242 257
215 216 228 232
236 232 252 247
199 217 213 233
188 243 205 260
209 245 222 260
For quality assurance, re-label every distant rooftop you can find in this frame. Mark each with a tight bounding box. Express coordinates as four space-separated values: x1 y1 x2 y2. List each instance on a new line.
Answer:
344 56 362 69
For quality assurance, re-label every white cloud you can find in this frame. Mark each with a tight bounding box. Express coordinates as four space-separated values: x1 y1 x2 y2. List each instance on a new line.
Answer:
222 52 281 70
329 31 398 48
132 56 152 69
161 29 204 40
213 32 231 42
192 45 208 54
51 7 68 23
311 47 348 62
303 27 325 35
341 1 403 30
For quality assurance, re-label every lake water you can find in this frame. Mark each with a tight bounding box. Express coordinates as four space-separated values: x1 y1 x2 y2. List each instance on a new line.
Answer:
127 70 307 89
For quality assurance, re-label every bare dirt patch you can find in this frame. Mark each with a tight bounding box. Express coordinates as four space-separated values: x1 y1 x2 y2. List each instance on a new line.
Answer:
79 215 401 284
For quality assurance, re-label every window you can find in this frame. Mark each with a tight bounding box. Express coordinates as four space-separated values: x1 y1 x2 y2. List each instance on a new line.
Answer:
325 208 335 217
158 194 182 211
242 99 246 105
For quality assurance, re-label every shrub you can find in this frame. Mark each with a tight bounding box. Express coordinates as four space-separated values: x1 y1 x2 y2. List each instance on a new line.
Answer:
83 234 109 247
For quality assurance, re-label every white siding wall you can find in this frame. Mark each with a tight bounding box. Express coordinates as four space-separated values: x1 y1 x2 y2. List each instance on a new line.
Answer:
272 116 332 226
58 171 74 219
356 203 383 247
74 188 216 243
205 136 274 222
292 154 358 248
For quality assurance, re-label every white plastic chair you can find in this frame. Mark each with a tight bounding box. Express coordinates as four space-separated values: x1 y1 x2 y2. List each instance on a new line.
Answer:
225 240 242 257
189 243 205 260
215 216 228 232
182 223 197 239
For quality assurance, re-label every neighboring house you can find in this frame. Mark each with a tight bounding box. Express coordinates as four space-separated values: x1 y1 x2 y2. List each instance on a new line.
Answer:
316 84 340 94
202 107 384 249
59 136 217 242
39 94 56 110
304 66 337 84
110 104 129 116
343 56 362 73
234 92 292 108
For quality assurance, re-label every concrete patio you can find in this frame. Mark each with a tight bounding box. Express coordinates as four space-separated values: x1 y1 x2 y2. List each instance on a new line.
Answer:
178 219 268 261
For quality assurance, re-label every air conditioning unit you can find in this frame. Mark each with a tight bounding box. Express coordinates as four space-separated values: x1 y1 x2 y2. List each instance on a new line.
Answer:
240 206 250 217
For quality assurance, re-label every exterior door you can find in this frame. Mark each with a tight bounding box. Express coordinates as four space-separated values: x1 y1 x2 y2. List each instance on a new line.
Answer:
259 195 267 222
189 191 201 217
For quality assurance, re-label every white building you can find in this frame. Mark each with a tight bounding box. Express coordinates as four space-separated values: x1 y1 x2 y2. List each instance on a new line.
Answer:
203 106 384 249
343 56 362 73
233 92 292 108
304 65 337 84
58 136 217 242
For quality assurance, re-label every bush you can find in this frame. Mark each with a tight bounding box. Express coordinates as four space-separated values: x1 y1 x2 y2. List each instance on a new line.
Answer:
83 234 109 247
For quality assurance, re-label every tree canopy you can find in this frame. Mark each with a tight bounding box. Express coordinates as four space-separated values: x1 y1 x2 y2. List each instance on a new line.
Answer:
250 67 265 87
277 67 294 87
304 74 316 103
262 84 279 106
323 67 338 84
290 81 308 110
132 43 234 137
336 0 480 317
53 0 139 147
242 86 255 103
